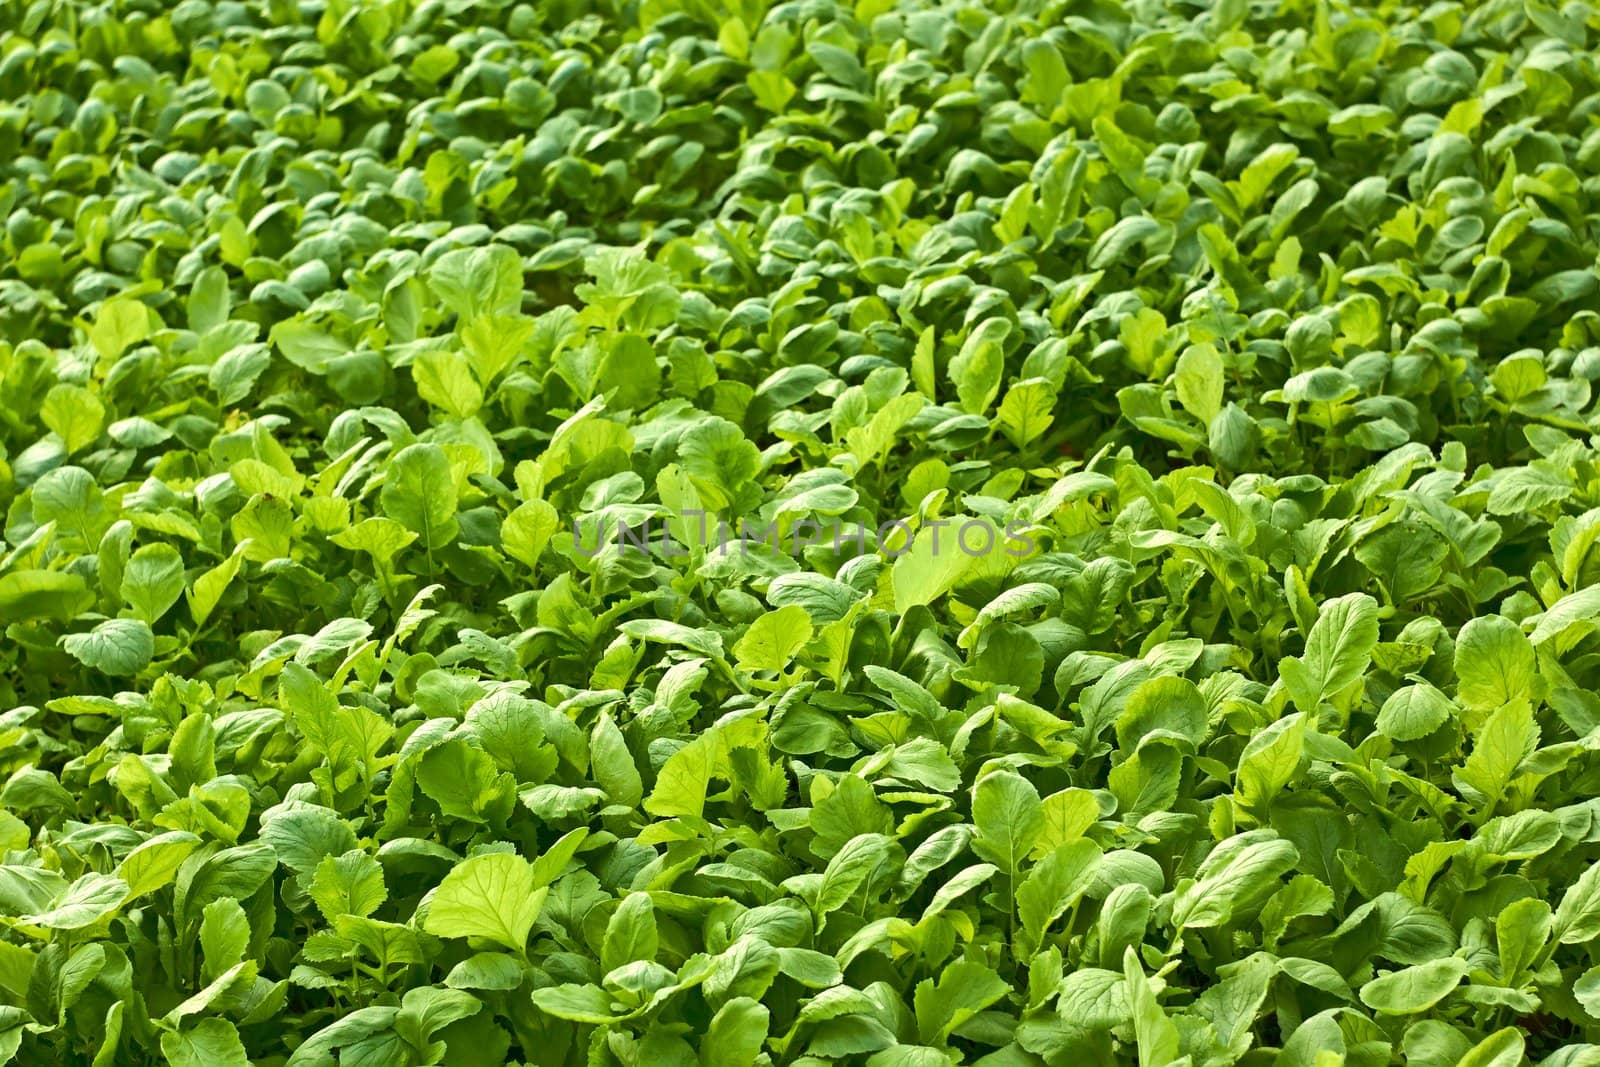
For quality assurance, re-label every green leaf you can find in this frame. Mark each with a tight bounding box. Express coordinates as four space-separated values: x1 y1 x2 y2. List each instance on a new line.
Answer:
380 443 459 551
160 1019 250 1067
1554 861 1600 945
703 997 769 1067
677 417 759 512
61 619 155 676
121 543 186 624
581 712 640 810
914 960 1010 1045
270 320 345 373
530 983 618 1024
1174 343 1224 423
1529 585 1600 646
1235 712 1306 809
1171 832 1299 931
1123 946 1180 1067
413 350 484 419
1453 701 1538 814
643 730 723 819
1359 957 1468 1014
891 516 982 615
199 899 248 979
733 605 813 673
430 244 524 322
501 499 559 569
445 952 526 991
1017 840 1100 952
116 832 202 899
15 874 129 931
971 770 1043 878
259 805 358 876
811 833 895 928
949 319 1009 416
1279 592 1380 713
331 517 417 566
41 384 105 455
0 570 93 622
1456 1029 1525 1067
89 298 153 359
417 739 514 823
996 378 1056 448
1376 683 1454 742
209 344 272 404
310 850 387 922
424 852 546 954
601 892 658 973
1454 615 1537 710
186 549 243 630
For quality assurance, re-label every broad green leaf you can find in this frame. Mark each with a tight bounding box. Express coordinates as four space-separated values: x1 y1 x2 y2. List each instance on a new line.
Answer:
445 952 525 991
41 384 105 455
1376 683 1454 742
1555 861 1600 945
121 543 186 624
1453 701 1538 813
430 245 524 322
186 549 243 629
270 321 345 373
1359 957 1469 1014
380 443 459 550
61 619 155 676
199 898 248 979
949 319 1009 415
996 378 1056 448
1279 593 1380 713
1171 832 1299 930
972 770 1043 877
812 833 894 927
1174 343 1224 423
530 983 618 1024
424 853 546 954
914 960 1010 1045
1456 1029 1524 1067
1235 712 1306 809
416 738 514 824
15 874 129 931
259 806 358 876
413 350 484 419
601 892 657 973
891 516 982 614
310 851 387 922
117 832 202 899
1017 840 1100 951
90 298 154 359
0 570 93 622
501 499 559 569
733 605 812 672
1454 615 1537 710
160 1019 250 1067
1529 586 1600 646
702 997 769 1067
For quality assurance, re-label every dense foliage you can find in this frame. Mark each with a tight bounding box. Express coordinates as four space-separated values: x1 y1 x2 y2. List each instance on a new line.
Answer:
4 0 1600 1063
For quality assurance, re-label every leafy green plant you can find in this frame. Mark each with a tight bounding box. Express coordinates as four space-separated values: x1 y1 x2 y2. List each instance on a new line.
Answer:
3 0 1600 1063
